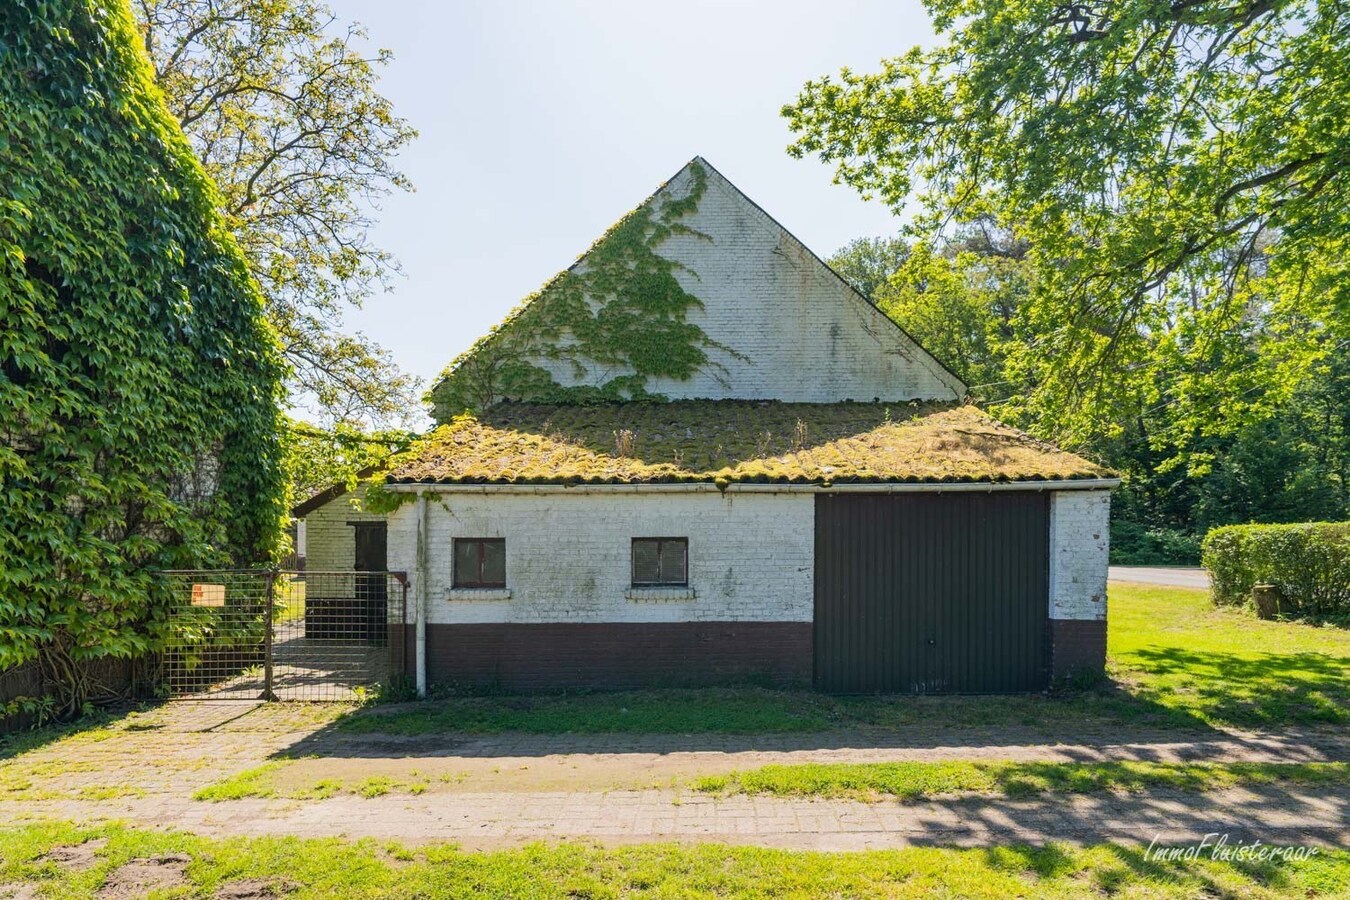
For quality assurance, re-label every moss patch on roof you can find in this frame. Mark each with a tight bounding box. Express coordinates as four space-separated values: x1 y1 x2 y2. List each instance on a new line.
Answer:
385 401 1110 486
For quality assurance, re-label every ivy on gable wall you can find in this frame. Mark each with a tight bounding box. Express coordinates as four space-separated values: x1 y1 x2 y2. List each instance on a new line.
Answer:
1 0 286 715
430 162 735 420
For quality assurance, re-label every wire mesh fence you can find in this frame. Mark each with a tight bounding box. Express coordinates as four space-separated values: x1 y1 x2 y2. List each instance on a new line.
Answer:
158 570 408 702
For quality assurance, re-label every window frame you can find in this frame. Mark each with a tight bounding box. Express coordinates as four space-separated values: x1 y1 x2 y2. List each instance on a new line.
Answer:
630 537 689 588
452 537 507 589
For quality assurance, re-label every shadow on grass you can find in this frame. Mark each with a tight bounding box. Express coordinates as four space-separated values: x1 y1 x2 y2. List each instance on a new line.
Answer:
918 786 1350 851
1123 647 1350 728
0 705 136 761
0 699 263 762
1103 841 1335 897
265 680 1242 761
697 759 1350 802
980 844 1079 880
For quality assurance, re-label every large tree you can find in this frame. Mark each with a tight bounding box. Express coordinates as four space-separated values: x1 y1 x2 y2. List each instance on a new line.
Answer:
786 0 1349 456
134 0 419 426
828 235 911 301
828 225 1028 400
284 419 409 505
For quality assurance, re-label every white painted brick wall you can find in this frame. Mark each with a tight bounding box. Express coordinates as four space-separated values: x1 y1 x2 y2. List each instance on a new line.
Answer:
387 490 814 625
523 162 964 403
302 484 385 574
1049 490 1111 621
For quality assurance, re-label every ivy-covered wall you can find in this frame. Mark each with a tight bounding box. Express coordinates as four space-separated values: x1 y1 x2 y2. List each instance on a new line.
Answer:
430 162 733 419
0 0 286 714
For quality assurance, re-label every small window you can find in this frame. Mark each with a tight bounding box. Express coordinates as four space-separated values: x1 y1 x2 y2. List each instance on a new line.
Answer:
453 538 506 588
632 537 688 587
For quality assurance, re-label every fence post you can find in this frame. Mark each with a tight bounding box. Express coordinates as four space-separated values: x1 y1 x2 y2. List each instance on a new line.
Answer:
261 570 277 701
394 575 408 682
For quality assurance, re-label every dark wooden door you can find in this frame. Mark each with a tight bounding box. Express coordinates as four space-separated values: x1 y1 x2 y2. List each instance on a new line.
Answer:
352 522 388 640
353 522 387 575
814 492 1049 693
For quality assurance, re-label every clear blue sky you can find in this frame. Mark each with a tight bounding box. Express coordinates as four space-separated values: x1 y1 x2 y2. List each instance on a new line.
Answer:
327 0 935 403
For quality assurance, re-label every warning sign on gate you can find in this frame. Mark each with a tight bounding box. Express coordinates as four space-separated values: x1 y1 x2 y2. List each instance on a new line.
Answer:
191 583 226 607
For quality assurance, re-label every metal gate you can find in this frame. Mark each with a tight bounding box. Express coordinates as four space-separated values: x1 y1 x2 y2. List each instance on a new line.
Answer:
814 492 1050 694
158 570 408 702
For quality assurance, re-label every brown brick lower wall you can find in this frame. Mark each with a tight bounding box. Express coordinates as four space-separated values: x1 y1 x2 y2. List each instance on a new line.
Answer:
391 619 1107 693
1049 619 1107 682
399 622 812 692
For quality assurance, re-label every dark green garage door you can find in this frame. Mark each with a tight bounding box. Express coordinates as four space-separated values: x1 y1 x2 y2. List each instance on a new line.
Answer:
814 492 1049 693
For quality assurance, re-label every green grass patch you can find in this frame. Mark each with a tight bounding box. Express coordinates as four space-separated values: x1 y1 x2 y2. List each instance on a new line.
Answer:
0 712 123 761
337 687 839 735
335 681 1204 736
696 761 1350 801
334 682 1192 737
193 763 432 802
193 762 286 801
2 820 1345 898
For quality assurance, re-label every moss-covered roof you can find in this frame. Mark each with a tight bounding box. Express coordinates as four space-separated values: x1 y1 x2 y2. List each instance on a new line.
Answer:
384 401 1110 486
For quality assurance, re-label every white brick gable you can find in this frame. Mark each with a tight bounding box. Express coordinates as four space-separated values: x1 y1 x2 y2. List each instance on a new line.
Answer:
519 158 964 403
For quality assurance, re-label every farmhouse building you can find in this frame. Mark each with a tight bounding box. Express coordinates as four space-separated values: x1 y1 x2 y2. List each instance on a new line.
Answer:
297 157 1117 694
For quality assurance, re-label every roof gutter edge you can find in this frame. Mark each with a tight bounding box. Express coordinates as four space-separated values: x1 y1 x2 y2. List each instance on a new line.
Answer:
382 477 1121 495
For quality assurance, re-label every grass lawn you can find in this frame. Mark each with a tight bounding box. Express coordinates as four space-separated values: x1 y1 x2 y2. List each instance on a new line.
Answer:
336 683 1205 735
695 760 1350 802
1109 583 1350 727
336 583 1350 736
2 821 1346 899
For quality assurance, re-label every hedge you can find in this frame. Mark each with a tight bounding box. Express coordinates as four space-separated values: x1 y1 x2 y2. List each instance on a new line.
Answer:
1 1 286 716
1202 522 1350 617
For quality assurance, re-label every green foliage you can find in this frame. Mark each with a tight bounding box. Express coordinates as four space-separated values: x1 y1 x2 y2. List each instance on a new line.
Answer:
136 0 421 426
1203 522 1350 618
374 673 419 705
830 223 1030 402
826 234 910 300
359 477 417 516
429 162 732 419
1099 338 1350 556
0 694 59 731
0 0 286 714
1109 521 1201 566
283 419 408 506
786 0 1349 460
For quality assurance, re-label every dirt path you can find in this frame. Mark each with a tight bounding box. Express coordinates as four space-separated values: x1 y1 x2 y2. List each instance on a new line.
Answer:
4 702 1348 850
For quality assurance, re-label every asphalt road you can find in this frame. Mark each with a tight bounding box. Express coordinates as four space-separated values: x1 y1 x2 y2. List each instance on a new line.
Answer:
1108 566 1210 589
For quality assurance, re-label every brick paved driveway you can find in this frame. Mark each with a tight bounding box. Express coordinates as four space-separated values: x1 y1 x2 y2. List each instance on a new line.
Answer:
3 701 1347 850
